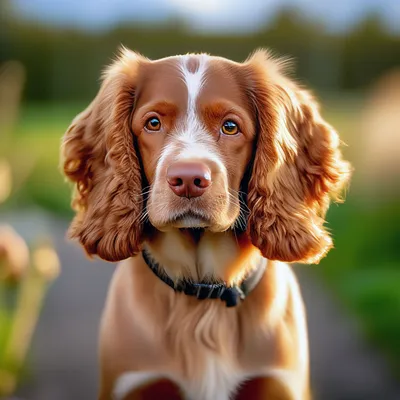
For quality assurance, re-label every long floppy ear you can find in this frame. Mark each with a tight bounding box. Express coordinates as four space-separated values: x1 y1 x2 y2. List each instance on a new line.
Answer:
245 50 351 264
62 48 146 261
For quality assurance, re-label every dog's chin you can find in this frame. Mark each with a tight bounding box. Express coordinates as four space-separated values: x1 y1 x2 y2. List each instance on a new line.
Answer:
164 213 210 230
173 218 209 229
150 211 233 233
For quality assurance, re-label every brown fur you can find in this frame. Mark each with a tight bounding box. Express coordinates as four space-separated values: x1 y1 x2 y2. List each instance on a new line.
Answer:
62 47 350 400
62 51 147 261
244 51 351 263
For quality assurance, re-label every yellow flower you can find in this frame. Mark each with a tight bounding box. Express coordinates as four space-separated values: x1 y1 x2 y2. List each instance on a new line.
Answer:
32 242 61 281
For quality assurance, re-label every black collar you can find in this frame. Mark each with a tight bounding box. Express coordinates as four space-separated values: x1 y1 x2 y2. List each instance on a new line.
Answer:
142 249 266 308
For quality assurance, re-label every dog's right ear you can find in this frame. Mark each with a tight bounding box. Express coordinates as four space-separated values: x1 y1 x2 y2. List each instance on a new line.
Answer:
62 48 148 262
244 49 351 264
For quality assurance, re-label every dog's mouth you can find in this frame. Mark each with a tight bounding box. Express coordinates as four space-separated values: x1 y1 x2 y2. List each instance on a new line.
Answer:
166 211 208 242
168 211 210 229
162 211 206 243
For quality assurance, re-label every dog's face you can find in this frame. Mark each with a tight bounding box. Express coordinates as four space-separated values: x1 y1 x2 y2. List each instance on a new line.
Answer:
62 48 351 263
132 55 254 232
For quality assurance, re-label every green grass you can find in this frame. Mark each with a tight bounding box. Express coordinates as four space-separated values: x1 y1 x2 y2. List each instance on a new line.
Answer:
2 99 400 377
2 102 85 216
321 197 400 375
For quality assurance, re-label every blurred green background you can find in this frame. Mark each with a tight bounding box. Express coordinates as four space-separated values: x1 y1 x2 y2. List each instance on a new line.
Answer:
1 0 400 397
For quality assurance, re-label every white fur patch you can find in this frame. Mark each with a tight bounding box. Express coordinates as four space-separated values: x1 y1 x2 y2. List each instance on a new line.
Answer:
113 364 302 400
113 371 170 399
179 54 208 146
187 352 241 400
180 54 209 115
113 355 240 400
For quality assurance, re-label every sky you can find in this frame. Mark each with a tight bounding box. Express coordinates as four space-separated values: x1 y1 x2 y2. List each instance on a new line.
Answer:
11 0 400 33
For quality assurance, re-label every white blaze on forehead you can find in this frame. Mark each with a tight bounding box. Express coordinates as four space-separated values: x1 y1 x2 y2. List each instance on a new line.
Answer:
173 55 227 175
176 54 226 174
178 54 209 146
180 54 209 114
155 54 208 174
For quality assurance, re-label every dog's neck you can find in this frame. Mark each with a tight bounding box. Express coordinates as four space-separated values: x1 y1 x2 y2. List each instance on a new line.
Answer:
144 229 263 285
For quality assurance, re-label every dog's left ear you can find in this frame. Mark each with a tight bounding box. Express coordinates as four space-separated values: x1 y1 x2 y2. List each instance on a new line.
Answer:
245 50 351 264
62 48 147 261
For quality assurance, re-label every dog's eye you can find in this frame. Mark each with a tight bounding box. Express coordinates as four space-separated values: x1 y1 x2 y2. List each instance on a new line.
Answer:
145 117 161 132
221 120 239 135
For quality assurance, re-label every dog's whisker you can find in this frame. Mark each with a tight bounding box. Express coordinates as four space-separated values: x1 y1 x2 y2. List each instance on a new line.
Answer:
229 189 250 213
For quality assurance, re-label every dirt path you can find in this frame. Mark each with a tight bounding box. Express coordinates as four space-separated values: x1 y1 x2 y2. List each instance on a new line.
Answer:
2 211 398 399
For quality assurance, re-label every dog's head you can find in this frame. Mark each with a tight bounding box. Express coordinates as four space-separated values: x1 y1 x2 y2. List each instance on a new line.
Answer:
62 48 351 263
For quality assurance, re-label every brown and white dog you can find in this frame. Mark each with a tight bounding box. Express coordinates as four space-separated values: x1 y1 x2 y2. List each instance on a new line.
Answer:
62 48 351 400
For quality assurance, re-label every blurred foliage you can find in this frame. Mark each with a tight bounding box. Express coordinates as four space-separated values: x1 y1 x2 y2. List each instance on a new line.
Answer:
322 198 400 376
0 60 60 398
0 239 60 397
1 4 400 102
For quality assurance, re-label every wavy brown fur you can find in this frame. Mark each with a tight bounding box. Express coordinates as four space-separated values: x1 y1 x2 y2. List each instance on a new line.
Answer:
245 50 351 263
62 51 146 261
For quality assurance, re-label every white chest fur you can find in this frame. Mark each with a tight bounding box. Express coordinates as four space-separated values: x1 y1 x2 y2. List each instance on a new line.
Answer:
113 354 243 400
183 352 242 400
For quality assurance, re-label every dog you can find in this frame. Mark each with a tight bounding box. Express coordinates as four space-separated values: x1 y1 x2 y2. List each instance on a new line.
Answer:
62 48 351 400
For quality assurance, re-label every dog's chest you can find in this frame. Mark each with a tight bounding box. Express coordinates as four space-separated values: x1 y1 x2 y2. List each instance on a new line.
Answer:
113 351 244 400
182 351 243 400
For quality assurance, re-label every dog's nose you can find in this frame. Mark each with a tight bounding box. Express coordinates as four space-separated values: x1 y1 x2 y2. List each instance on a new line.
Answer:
167 161 212 198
